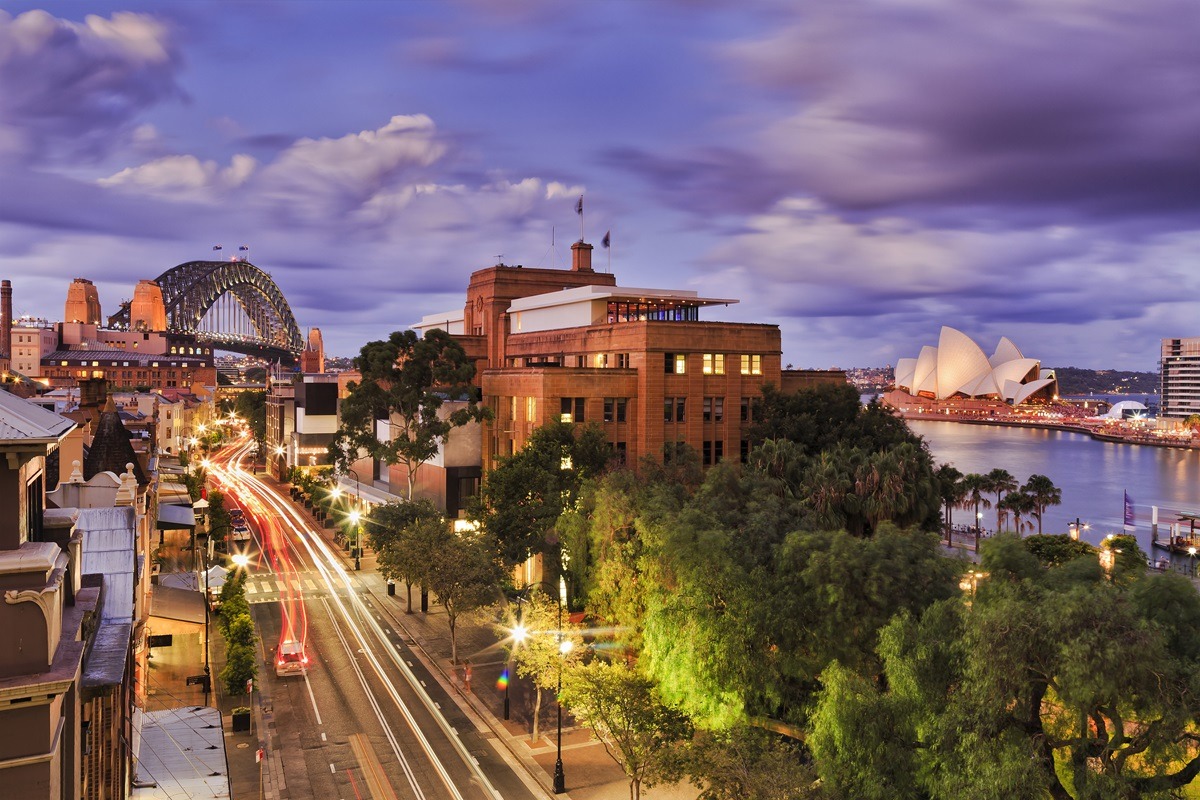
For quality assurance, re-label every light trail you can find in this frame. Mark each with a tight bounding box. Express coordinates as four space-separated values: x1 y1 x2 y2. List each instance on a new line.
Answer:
213 440 502 800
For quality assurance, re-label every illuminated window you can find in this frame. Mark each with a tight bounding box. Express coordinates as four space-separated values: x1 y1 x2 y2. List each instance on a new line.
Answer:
740 354 762 375
526 397 537 422
560 397 585 423
665 353 686 374
702 354 725 375
509 396 518 421
594 353 608 368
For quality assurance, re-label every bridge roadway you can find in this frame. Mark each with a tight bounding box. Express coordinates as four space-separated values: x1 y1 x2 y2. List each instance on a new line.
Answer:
208 442 539 800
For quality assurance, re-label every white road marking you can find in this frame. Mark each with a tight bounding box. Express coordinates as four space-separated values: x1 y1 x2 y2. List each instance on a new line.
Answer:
321 732 327 742
329 763 335 774
304 671 323 726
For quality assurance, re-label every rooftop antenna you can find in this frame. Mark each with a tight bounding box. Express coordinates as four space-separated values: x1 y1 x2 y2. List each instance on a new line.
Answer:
575 195 584 242
495 254 505 267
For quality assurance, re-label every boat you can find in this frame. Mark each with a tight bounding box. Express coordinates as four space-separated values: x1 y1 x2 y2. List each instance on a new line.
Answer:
1152 513 1200 554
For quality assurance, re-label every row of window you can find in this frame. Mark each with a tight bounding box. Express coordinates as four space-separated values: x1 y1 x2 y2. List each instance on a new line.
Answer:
663 440 754 466
665 353 763 376
665 396 759 424
57 359 203 368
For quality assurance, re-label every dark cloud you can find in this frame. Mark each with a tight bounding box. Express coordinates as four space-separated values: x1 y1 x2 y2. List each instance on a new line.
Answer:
0 10 186 162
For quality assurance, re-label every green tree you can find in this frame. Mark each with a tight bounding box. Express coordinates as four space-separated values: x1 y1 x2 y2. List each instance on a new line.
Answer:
221 643 258 697
504 588 584 744
561 659 692 800
998 489 1035 534
935 463 964 534
1023 533 1096 568
423 522 504 664
960 472 991 535
1022 473 1062 534
231 389 266 447
472 420 611 567
226 613 256 648
984 467 1018 533
684 727 818 800
330 329 484 499
366 499 441 609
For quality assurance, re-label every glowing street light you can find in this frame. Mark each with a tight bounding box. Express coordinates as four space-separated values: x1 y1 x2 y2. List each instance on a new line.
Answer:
230 552 250 569
348 508 362 571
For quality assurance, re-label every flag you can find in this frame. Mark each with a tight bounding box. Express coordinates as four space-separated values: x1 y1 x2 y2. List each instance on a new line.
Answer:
575 195 583 216
1124 491 1135 531
212 244 223 251
602 230 610 249
238 245 249 251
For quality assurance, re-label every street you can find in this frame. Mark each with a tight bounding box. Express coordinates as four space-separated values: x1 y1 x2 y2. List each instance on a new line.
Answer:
208 441 540 800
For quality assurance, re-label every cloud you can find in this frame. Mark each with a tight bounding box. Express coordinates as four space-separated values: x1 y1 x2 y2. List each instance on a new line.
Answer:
714 0 1200 218
702 196 1200 367
100 153 257 197
0 9 184 162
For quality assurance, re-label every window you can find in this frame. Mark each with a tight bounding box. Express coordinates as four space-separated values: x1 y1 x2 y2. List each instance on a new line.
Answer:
741 440 750 463
509 396 518 421
560 397 585 423
26 474 44 543
526 397 537 422
703 441 724 465
594 353 608 368
702 354 725 375
664 353 686 374
612 441 627 465
663 397 685 423
664 441 686 463
604 398 628 423
703 397 725 422
741 397 756 423
740 354 762 375
617 353 630 369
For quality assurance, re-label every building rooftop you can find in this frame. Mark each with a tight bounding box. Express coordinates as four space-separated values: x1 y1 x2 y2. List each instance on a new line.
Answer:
0 387 76 442
132 707 229 799
506 283 738 313
82 621 131 688
44 349 210 366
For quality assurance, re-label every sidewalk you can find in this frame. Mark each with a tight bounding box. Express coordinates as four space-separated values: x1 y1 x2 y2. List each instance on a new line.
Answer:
271 474 697 800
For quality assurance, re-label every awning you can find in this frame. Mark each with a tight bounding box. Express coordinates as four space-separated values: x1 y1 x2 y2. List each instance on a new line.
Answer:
148 585 205 624
156 503 196 530
335 477 403 507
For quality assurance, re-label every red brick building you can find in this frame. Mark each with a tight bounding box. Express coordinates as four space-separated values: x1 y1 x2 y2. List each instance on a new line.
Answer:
416 241 845 472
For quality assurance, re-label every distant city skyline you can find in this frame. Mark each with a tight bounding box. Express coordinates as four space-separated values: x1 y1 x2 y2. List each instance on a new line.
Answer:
1 2 1195 370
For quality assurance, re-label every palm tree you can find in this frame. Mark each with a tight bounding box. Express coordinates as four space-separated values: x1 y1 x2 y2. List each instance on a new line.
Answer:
985 468 1018 534
1022 474 1062 534
960 473 992 538
936 464 965 539
999 490 1036 535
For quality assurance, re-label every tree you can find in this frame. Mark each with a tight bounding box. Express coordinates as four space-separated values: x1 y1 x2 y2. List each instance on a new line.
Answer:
684 727 818 800
998 489 1035 534
1021 473 1062 534
424 523 504 664
984 468 1018 533
221 643 258 697
472 421 611 567
935 464 964 535
505 588 584 744
330 329 485 500
960 473 991 535
368 500 442 610
1022 534 1096 567
560 659 692 800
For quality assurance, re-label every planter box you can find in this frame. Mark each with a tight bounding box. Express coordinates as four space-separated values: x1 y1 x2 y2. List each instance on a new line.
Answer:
231 709 251 732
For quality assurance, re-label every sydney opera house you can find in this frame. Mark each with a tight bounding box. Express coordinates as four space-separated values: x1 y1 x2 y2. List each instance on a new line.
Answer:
892 327 1057 405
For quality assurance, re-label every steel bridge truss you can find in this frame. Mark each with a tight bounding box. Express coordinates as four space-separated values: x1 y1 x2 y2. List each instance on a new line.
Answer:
108 260 304 363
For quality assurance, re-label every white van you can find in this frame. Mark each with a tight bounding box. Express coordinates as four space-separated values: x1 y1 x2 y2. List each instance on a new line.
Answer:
275 641 308 677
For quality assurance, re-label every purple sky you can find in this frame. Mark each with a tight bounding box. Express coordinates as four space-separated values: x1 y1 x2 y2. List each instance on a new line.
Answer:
1 2 1197 369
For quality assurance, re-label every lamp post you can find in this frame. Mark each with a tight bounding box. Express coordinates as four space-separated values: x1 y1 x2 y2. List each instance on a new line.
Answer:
202 535 214 705
1189 546 1196 577
975 511 984 552
348 509 362 571
553 575 569 795
1068 518 1089 541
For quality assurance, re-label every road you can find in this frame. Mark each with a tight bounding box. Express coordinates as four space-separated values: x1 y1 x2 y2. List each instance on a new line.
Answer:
207 440 540 800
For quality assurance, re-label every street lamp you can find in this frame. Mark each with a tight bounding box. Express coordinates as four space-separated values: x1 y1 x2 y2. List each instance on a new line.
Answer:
1189 546 1196 577
505 616 528 721
348 509 362 571
1068 517 1089 541
975 511 984 552
201 535 215 705
554 575 568 795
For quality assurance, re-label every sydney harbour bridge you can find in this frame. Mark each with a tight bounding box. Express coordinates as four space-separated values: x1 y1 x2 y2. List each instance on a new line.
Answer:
108 260 305 364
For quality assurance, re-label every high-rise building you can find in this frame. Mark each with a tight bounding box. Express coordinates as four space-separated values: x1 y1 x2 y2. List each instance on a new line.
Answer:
1160 337 1200 419
415 241 845 473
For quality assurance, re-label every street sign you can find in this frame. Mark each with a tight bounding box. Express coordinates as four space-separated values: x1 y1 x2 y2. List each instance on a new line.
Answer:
255 748 264 764
246 678 253 694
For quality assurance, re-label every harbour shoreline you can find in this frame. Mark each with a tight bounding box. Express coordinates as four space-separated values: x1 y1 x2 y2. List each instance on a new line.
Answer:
896 411 1198 451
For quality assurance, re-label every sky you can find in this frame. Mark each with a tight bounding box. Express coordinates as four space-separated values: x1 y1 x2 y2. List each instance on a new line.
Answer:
0 1 1196 369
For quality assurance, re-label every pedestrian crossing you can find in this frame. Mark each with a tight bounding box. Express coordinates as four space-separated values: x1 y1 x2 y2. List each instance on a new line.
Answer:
243 573 338 604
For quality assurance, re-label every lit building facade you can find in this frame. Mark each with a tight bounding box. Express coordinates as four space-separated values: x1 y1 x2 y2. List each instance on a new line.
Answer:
1160 337 1200 419
416 241 844 472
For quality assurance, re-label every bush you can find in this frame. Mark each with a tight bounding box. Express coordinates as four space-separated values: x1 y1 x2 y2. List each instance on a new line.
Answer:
221 643 258 696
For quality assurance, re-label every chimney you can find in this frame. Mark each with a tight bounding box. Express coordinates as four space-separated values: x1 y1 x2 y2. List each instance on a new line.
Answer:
571 240 594 272
0 280 11 360
79 378 108 410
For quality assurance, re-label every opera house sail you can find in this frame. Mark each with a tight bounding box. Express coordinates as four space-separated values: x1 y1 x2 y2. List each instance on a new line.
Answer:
893 327 1056 405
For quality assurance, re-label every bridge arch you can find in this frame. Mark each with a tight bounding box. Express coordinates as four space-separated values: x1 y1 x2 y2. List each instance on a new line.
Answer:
107 260 304 363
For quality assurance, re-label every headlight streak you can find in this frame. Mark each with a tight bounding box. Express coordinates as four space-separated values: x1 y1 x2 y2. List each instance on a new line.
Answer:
216 442 501 800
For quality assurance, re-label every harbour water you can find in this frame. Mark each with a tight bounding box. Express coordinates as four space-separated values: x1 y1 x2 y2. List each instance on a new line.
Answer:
909 419 1200 559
